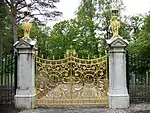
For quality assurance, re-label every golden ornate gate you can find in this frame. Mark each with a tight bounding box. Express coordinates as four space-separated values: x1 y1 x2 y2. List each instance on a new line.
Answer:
35 51 108 107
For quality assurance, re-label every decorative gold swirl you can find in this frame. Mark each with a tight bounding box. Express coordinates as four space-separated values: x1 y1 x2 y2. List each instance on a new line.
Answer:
36 55 108 107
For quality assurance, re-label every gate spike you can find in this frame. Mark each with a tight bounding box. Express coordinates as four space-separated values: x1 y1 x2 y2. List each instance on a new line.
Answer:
88 54 90 59
99 54 101 58
53 55 55 60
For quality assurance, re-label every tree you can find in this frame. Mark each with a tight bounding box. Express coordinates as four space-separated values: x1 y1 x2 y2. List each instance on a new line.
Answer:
0 3 12 55
47 20 78 59
47 0 126 59
75 0 127 56
47 0 100 59
75 0 99 58
5 0 62 43
128 14 150 58
39 0 130 59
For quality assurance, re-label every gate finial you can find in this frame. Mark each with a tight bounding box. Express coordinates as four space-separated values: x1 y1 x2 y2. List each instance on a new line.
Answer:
65 45 77 57
109 2 120 38
22 7 32 40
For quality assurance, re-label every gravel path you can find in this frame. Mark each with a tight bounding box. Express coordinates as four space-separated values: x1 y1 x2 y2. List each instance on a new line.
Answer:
19 104 150 113
0 104 20 113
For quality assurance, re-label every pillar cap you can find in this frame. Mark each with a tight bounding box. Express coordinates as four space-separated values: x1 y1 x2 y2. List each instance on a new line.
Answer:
106 36 129 48
13 38 38 50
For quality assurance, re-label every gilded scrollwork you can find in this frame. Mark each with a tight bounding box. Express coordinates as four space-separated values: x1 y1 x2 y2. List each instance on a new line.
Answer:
36 54 108 107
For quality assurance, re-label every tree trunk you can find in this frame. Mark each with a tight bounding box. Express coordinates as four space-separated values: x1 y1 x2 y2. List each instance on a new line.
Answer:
12 7 18 43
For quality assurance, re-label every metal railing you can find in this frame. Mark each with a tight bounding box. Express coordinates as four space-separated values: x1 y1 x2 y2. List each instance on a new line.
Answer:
127 53 150 103
0 54 17 105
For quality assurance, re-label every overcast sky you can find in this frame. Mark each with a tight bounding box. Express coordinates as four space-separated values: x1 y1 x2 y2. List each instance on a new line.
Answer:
26 0 150 27
56 0 150 19
49 0 150 27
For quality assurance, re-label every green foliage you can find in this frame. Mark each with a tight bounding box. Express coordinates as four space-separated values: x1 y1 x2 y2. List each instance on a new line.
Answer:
5 0 62 43
47 20 77 59
0 4 13 55
128 14 150 58
46 0 101 59
0 55 14 85
40 0 127 59
75 0 99 58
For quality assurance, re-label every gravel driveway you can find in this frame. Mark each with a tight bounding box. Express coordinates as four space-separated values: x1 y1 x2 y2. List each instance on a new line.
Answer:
18 104 150 113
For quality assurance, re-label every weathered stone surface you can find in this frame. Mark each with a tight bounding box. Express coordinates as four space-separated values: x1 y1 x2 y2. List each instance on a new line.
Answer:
106 37 129 109
14 39 37 109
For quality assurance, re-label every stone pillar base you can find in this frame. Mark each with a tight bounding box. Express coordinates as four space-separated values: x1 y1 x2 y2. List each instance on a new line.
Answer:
109 94 129 109
15 94 36 109
13 39 37 109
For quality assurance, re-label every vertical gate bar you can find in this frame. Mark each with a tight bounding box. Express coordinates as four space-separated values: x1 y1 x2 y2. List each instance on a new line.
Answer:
1 56 4 86
138 57 141 101
139 56 142 102
147 59 149 102
107 52 109 81
143 57 145 101
149 58 150 102
12 55 14 103
14 53 17 93
0 58 1 86
35 55 38 108
142 58 147 102
143 58 144 101
145 59 148 102
0 58 2 85
144 59 146 102
4 56 6 86
7 55 10 103
135 54 137 102
10 54 13 104
106 55 109 107
4 55 7 104
9 55 11 103
126 51 129 93
148 70 149 102
130 60 132 102
141 57 143 102
6 56 8 103
71 58 73 105
132 54 134 102
128 53 131 100
136 55 138 102
52 60 54 105
133 54 135 102
131 54 133 102
6 55 9 103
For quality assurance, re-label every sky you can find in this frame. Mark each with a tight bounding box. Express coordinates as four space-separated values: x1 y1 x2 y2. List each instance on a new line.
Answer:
49 0 150 27
25 0 150 27
123 0 150 15
56 0 150 19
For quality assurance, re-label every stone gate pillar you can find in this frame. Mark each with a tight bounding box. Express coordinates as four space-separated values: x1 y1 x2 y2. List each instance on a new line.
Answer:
13 39 37 109
106 37 129 109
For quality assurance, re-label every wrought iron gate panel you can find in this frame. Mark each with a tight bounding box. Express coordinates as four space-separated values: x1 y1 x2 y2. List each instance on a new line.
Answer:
0 54 17 105
36 55 108 107
127 53 150 103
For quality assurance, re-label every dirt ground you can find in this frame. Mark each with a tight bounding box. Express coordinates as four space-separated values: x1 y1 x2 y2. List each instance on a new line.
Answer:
1 104 150 113
0 105 20 113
